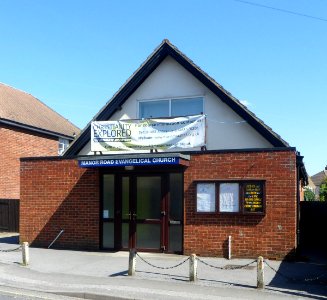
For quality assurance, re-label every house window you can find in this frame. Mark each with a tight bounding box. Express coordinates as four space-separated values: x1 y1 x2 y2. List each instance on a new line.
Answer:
58 138 69 155
139 100 169 118
139 97 204 118
196 181 265 214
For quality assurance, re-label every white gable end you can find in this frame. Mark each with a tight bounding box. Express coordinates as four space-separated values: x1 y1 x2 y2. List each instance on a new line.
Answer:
79 56 272 155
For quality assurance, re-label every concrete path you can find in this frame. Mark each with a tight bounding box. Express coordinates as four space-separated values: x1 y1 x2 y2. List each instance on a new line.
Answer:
0 233 326 299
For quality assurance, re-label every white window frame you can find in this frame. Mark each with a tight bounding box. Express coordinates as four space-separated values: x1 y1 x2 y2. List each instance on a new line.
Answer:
137 96 205 119
58 138 69 155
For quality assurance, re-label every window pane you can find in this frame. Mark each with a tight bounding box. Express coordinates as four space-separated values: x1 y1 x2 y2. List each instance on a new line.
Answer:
169 173 183 220
136 224 160 249
139 100 169 118
169 225 182 253
122 223 129 248
103 223 114 248
171 97 203 117
137 177 161 219
219 183 239 212
197 183 216 212
103 175 114 218
58 138 69 155
122 177 129 217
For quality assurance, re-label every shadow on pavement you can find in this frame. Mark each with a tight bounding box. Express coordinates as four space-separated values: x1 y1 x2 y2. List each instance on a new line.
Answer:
267 249 327 300
110 270 128 277
137 269 256 289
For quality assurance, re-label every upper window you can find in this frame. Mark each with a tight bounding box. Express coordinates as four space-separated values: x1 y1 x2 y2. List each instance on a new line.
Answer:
58 138 69 155
139 97 204 119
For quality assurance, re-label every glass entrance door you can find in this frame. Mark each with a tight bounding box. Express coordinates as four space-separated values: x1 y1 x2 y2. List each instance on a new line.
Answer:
121 175 163 251
102 172 183 253
135 176 162 250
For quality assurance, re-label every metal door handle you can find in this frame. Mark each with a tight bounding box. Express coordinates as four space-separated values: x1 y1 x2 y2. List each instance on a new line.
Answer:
125 213 136 220
169 220 181 225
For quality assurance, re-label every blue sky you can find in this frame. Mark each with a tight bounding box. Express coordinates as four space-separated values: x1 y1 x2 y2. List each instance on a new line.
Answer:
0 0 326 175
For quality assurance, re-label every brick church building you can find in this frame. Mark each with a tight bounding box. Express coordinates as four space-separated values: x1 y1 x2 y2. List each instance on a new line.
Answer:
19 40 307 259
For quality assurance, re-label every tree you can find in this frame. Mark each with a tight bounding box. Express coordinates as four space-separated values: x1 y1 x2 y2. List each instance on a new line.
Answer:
304 187 316 201
319 178 327 201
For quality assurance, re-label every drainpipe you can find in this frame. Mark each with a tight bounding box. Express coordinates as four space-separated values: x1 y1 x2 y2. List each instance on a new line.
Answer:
295 153 307 255
296 159 300 252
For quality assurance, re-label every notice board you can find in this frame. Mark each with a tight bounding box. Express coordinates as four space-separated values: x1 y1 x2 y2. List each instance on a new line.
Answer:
243 183 264 213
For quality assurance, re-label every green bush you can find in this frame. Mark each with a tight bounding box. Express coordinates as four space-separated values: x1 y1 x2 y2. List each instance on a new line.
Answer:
319 179 327 201
304 188 316 201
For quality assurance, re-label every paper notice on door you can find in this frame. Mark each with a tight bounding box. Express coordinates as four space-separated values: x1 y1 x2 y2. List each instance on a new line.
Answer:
103 210 109 218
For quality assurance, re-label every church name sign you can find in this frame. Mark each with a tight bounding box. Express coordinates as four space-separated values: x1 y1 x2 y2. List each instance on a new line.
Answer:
79 156 180 168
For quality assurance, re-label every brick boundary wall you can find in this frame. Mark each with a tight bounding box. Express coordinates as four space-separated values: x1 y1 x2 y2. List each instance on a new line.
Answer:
20 149 297 258
20 158 99 250
183 150 297 259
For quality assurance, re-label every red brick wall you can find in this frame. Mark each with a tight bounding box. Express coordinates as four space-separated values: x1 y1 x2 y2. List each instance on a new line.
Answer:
20 159 99 250
0 125 58 199
20 150 297 258
183 150 297 259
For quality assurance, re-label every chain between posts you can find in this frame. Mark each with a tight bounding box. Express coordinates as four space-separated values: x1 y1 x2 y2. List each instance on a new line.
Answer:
197 257 257 270
136 252 257 271
136 252 190 270
264 259 327 283
0 245 22 253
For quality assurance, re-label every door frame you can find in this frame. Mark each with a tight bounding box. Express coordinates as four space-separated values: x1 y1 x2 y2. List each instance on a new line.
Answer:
100 167 184 253
126 173 166 252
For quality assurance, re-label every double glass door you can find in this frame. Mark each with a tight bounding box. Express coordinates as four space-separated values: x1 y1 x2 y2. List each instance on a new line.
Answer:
102 173 183 253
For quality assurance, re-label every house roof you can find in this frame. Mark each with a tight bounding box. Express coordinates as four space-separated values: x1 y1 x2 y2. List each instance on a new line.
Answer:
311 169 327 186
0 82 79 139
307 176 316 188
65 39 289 156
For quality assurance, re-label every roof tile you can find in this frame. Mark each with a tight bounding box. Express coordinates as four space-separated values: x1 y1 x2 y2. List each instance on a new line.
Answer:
0 83 79 138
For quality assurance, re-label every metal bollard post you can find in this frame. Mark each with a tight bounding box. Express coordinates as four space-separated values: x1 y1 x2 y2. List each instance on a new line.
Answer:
257 256 264 289
189 254 197 282
22 242 29 266
128 248 136 276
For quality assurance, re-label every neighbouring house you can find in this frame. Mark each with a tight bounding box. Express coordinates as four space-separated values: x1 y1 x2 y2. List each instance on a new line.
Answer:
0 83 79 232
311 167 327 199
302 176 316 200
20 40 307 259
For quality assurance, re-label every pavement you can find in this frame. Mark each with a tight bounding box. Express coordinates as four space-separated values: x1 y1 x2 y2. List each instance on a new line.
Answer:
0 232 326 300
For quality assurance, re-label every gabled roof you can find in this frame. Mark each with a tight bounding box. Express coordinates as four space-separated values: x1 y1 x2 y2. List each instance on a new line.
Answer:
65 39 289 156
0 83 79 139
311 169 327 186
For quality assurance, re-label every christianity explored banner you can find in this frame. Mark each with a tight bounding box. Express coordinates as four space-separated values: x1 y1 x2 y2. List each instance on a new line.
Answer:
91 114 206 152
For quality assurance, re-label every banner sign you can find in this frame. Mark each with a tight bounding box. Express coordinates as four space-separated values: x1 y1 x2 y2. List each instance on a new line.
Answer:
79 156 180 168
91 115 205 152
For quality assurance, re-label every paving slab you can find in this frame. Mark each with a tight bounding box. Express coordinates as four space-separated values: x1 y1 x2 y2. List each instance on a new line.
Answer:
0 233 326 299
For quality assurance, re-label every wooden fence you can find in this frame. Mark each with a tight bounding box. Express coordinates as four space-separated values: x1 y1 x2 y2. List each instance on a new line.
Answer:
300 201 327 249
0 199 19 232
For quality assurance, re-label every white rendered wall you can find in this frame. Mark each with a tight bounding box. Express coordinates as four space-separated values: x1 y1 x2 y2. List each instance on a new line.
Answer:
79 56 272 155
